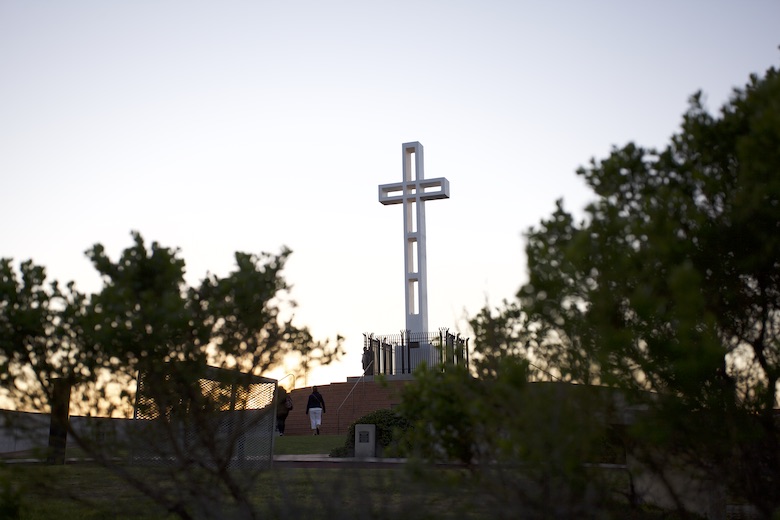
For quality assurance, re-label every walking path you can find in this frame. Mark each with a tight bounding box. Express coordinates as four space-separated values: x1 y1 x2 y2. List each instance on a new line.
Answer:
272 454 407 469
2 453 408 469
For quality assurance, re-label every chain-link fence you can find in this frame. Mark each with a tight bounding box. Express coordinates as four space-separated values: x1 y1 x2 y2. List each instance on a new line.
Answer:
131 364 276 469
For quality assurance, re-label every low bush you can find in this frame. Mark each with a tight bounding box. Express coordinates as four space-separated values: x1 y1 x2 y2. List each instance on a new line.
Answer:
330 409 411 458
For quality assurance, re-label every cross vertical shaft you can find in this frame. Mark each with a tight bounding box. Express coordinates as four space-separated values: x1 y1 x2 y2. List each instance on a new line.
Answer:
379 142 450 335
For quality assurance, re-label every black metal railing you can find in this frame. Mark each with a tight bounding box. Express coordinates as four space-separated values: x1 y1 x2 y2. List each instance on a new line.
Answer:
362 329 469 376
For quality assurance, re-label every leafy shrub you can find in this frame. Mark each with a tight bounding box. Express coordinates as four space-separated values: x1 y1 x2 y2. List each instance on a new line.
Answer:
329 409 411 457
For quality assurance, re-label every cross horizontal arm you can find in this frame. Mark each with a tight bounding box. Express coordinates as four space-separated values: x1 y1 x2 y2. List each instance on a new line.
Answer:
378 177 450 205
419 178 450 201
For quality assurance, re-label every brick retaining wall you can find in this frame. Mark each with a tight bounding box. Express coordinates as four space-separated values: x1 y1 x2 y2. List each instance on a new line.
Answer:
282 379 412 435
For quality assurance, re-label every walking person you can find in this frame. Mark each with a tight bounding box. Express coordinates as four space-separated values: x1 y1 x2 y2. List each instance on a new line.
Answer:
305 386 326 435
276 386 293 436
361 346 370 374
362 346 374 375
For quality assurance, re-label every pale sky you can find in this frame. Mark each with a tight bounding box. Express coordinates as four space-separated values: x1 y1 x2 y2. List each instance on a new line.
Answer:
1 1 778 389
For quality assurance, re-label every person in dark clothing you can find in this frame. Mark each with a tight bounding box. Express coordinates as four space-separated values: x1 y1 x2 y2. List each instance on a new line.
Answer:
276 387 292 435
305 386 326 435
362 346 374 375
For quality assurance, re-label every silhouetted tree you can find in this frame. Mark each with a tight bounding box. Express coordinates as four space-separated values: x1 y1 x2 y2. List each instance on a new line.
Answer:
1 231 342 519
411 64 779 518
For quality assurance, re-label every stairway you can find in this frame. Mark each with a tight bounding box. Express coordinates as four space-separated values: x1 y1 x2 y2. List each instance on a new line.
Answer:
281 378 413 436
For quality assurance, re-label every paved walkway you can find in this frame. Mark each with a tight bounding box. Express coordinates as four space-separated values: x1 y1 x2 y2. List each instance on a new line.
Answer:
273 454 407 469
2 453 408 469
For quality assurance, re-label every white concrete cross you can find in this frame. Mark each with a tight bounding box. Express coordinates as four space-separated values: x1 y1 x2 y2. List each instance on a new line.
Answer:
379 142 450 334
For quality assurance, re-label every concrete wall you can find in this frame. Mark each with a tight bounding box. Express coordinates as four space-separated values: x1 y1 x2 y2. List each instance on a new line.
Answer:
0 410 133 455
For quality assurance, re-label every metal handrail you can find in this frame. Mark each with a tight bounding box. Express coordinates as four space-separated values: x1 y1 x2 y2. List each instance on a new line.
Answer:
277 373 295 388
335 360 374 434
